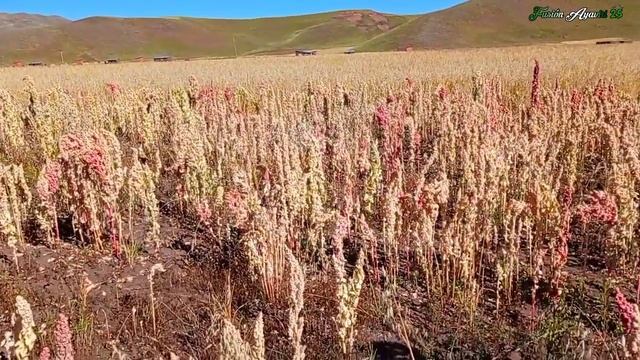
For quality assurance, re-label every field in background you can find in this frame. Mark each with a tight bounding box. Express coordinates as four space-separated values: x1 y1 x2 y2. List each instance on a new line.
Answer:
2 42 639 92
0 43 640 359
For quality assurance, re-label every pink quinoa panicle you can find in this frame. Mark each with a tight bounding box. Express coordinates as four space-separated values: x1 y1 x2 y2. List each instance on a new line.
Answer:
531 60 541 107
374 104 390 129
616 288 640 334
54 313 74 360
39 347 51 360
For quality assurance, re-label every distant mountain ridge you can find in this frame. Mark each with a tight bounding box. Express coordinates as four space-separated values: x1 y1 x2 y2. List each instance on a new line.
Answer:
0 13 69 31
0 1 637 64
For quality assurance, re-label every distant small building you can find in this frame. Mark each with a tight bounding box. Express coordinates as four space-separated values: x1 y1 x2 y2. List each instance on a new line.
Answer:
28 62 45 66
104 58 119 64
344 47 356 54
153 55 172 62
295 49 318 56
596 40 632 45
12 61 24 67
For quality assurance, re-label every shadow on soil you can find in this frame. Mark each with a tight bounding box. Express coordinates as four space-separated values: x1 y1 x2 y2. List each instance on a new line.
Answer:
370 341 427 360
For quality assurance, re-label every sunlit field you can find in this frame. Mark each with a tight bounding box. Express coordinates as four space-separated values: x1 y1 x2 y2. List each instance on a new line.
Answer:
1 43 639 92
1 42 640 359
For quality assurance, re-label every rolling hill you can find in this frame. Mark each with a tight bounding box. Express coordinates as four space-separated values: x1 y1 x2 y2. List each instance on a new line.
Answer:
358 0 639 51
0 13 69 32
0 0 638 64
0 10 411 64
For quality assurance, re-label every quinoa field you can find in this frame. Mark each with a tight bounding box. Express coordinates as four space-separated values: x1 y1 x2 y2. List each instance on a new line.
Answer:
1 43 640 359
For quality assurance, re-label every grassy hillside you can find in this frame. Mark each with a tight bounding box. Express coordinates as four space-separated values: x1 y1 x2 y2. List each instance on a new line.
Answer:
1 0 638 64
0 10 410 64
359 0 640 51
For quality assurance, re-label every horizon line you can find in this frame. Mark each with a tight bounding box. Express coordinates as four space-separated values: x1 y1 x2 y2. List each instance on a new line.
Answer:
0 5 457 21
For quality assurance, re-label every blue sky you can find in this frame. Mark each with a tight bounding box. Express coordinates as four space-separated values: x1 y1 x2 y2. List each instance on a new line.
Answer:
1 0 466 20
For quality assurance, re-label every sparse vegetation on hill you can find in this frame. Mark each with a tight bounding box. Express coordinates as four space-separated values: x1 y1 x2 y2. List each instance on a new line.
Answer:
0 10 410 64
359 0 639 51
1 0 638 64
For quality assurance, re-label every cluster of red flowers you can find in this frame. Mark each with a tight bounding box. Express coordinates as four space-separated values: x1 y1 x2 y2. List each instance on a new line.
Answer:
105 81 121 96
56 132 121 255
36 162 62 200
39 313 74 360
374 104 390 129
196 85 218 104
576 190 619 226
54 313 74 360
82 145 108 181
59 133 108 182
616 288 640 334
38 347 51 360
570 89 583 114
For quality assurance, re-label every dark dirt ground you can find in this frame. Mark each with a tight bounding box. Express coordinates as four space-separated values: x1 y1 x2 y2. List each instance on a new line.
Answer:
0 208 634 359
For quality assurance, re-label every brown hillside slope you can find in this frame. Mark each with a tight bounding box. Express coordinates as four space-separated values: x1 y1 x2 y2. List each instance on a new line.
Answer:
359 0 639 51
0 10 410 64
1 1 638 64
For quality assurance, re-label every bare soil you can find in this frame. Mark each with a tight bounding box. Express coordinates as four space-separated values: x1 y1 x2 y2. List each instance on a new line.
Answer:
0 208 632 359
